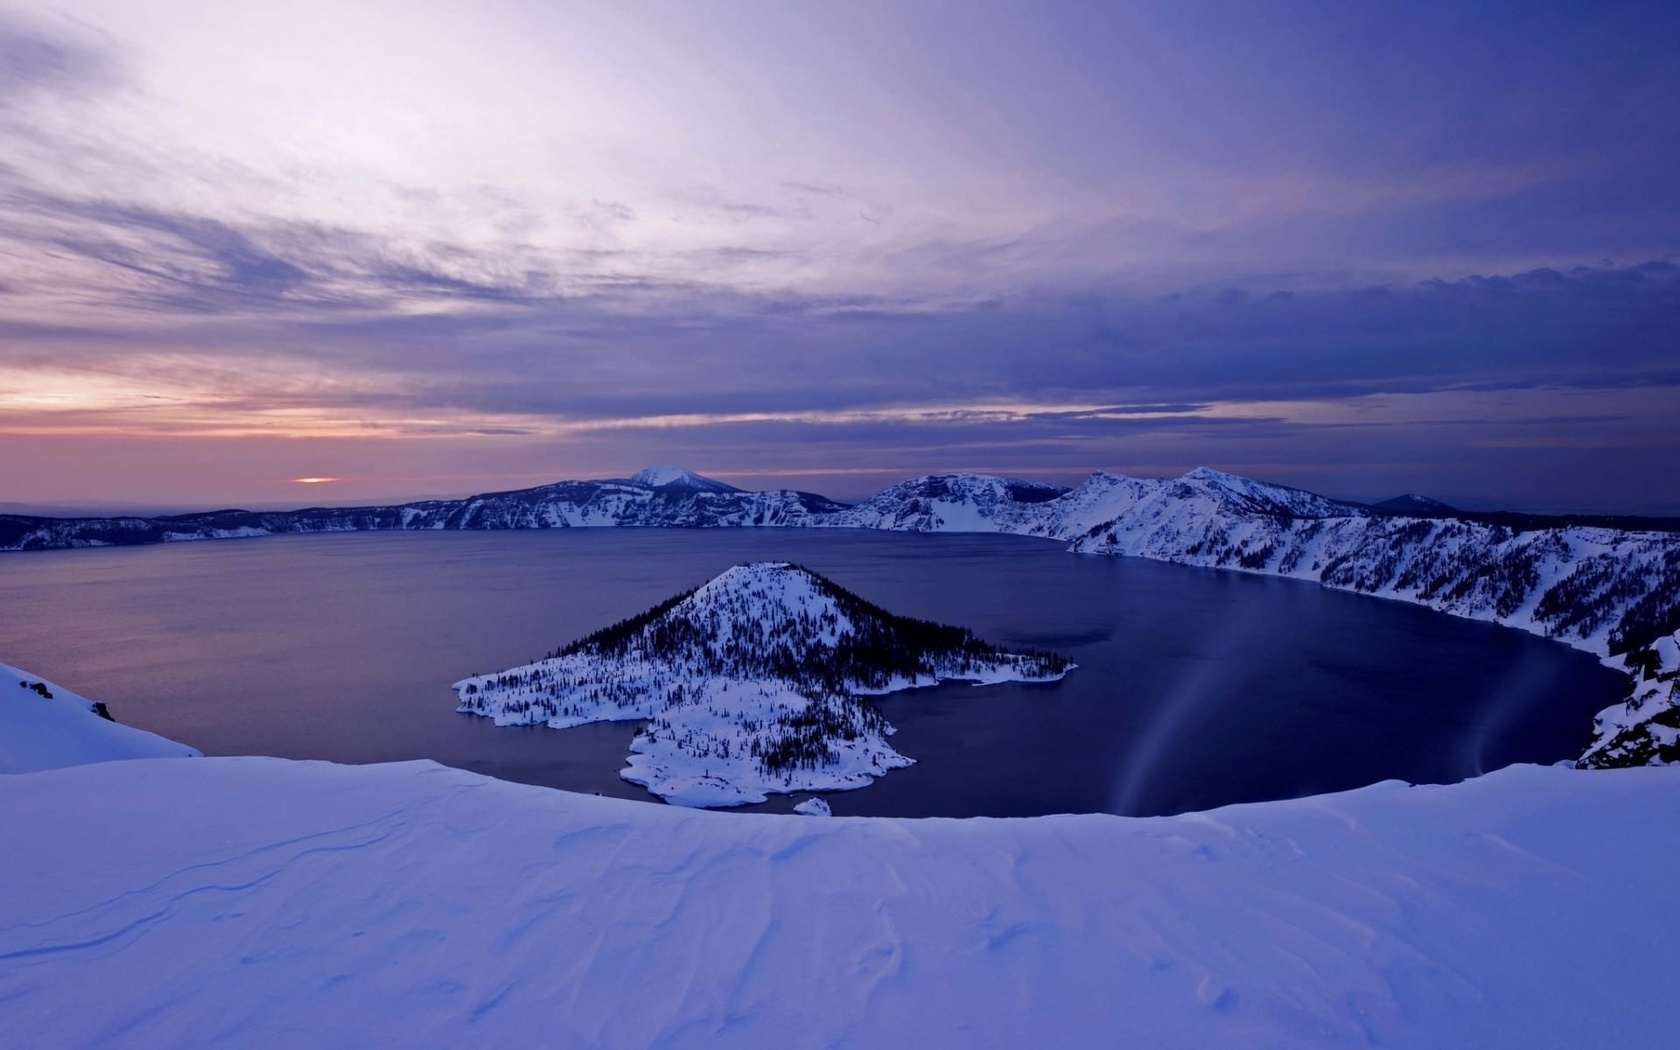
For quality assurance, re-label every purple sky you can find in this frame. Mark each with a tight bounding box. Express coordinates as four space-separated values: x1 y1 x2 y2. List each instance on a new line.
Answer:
2 1 1677 512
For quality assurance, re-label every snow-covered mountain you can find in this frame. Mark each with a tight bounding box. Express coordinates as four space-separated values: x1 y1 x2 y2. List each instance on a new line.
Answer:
625 464 741 492
455 562 1070 807
823 467 1364 539
1062 485 1673 657
821 472 1068 532
1017 467 1367 539
1 662 199 774
0 468 846 550
1371 493 1459 516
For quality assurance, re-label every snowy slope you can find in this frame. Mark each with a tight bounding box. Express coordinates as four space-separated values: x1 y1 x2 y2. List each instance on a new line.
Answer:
1581 628 1680 767
0 662 199 773
2 756 1676 1048
821 473 1068 532
627 465 741 492
455 562 1070 807
1371 493 1458 516
826 468 1358 537
1066 491 1675 653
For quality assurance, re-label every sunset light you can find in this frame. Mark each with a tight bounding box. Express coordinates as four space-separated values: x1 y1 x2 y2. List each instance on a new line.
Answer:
2 5 1678 1046
0 3 1674 512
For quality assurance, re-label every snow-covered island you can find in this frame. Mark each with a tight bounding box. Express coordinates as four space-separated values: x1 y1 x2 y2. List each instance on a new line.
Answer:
454 562 1071 807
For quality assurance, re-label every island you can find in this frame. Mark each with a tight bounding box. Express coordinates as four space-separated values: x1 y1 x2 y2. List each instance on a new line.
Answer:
453 561 1073 807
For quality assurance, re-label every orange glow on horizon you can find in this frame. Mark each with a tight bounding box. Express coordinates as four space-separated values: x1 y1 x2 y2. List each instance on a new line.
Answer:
289 477 344 484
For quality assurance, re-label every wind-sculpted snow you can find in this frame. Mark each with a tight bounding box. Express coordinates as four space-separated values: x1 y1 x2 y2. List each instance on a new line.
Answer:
5 757 1679 1047
0 662 199 774
454 562 1071 807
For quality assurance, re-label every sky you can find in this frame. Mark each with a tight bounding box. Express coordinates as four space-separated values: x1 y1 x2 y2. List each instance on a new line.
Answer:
1 1 1677 513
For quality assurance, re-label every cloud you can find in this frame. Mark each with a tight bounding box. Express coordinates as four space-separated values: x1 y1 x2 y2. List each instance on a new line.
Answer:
0 11 119 106
780 181 852 199
8 208 1675 449
2 183 595 315
1 1 1678 511
42 197 312 306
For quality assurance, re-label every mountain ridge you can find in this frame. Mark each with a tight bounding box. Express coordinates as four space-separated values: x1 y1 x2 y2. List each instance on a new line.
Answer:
1372 493 1459 516
7 464 1679 542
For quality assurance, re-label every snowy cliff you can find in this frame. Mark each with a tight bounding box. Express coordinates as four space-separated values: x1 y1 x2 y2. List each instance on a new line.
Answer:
454 562 1070 807
1580 629 1680 767
1051 472 1676 660
0 662 199 774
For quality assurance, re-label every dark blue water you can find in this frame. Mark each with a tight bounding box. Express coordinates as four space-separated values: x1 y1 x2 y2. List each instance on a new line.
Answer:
0 529 1627 817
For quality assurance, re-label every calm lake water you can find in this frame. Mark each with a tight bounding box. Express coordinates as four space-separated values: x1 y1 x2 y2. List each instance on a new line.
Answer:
0 529 1627 817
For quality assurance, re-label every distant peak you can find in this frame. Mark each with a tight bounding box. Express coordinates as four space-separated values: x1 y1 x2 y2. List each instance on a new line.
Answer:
691 562 821 604
1171 466 1364 518
1181 466 1242 483
1372 493 1458 515
627 465 739 492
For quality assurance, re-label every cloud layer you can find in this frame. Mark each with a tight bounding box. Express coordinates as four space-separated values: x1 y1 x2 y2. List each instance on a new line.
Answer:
1 1 1678 512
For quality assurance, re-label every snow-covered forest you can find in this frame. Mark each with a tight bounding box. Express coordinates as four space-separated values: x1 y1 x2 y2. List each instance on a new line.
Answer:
455 562 1071 806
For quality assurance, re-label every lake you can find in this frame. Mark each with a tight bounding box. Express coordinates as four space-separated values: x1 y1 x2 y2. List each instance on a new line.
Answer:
0 528 1628 817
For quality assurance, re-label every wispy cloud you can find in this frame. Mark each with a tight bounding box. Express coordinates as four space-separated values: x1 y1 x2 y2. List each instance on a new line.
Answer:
0 10 119 105
0 1 1678 511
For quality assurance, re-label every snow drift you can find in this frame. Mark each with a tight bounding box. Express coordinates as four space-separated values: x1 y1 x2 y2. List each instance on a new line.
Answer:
2 756 1676 1048
0 661 198 774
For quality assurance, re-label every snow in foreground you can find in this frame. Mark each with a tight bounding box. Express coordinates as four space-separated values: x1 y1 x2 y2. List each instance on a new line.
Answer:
0 661 199 773
3 757 1676 1048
